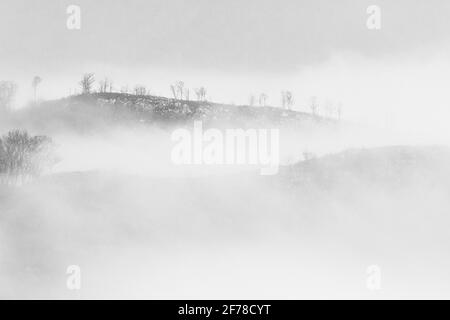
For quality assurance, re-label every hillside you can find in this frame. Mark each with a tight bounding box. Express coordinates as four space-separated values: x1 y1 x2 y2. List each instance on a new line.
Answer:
279 145 450 190
4 92 339 133
83 92 334 126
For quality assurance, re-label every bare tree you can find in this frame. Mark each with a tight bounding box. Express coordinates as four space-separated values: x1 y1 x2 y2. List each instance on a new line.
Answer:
170 85 177 99
79 73 95 94
249 95 255 106
0 81 18 111
337 102 343 120
120 85 129 94
98 78 109 93
134 85 148 96
32 76 42 102
177 81 185 100
310 96 318 116
259 93 268 107
195 87 207 101
286 91 294 110
0 130 54 184
324 99 333 117
171 81 185 100
281 91 294 110
302 151 316 161
98 77 114 93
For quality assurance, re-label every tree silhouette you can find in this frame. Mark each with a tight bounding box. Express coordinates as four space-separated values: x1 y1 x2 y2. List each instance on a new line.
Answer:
79 73 95 94
171 81 185 100
0 130 54 184
195 87 207 101
98 78 113 93
259 93 268 107
32 76 42 102
281 91 294 110
249 95 255 106
134 85 148 96
0 81 17 111
310 96 318 116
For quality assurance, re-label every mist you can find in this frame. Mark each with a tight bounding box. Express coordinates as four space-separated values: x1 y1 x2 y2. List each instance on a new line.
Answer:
2 0 450 300
1 95 450 299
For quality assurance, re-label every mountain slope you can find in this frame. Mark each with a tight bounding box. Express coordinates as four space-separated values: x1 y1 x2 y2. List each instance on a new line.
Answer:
5 92 339 133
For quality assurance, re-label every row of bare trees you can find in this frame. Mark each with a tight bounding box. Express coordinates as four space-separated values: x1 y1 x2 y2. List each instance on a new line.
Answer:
309 96 343 119
82 73 208 99
0 77 43 111
76 74 343 118
2 74 344 120
249 91 292 108
0 77 43 112
79 74 209 102
248 92 342 119
98 77 113 93
79 73 151 96
169 81 208 102
79 75 293 111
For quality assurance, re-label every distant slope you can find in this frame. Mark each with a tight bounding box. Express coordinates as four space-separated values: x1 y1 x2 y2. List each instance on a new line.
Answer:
279 145 450 189
7 92 339 133
89 92 330 127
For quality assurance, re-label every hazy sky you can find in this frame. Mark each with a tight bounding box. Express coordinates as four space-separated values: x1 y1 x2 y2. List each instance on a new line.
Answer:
1 0 450 132
1 0 450 72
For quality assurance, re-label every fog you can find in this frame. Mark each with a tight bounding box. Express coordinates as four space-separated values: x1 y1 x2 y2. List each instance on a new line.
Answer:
3 0 450 301
1 97 450 299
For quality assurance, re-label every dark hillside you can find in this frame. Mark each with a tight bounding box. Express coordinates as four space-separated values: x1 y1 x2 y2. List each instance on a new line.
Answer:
6 93 339 133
